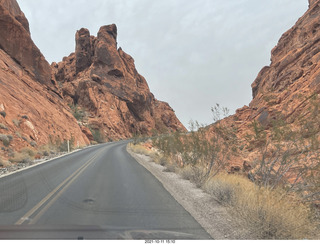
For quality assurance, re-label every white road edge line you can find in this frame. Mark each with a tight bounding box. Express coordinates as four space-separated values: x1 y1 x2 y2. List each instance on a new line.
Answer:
0 142 113 180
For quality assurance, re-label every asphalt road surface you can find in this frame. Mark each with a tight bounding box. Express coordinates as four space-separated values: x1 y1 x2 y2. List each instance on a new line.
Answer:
0 141 211 239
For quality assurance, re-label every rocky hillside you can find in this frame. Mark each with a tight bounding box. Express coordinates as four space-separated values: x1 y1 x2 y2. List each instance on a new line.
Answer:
0 0 90 159
213 0 320 169
52 25 186 140
0 0 185 161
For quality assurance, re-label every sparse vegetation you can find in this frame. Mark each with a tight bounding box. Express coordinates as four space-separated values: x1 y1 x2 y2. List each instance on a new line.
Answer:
9 150 32 164
12 119 21 127
129 102 320 239
58 137 75 152
29 140 37 147
151 104 240 186
0 157 10 167
0 123 8 130
203 174 317 239
69 104 86 122
0 134 11 147
90 128 105 143
0 111 6 118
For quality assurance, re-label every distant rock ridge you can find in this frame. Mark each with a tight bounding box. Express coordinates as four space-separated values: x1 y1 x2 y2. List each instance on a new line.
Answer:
52 24 186 140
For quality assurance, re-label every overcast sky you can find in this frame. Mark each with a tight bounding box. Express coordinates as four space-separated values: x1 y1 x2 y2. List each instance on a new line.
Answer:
17 0 308 128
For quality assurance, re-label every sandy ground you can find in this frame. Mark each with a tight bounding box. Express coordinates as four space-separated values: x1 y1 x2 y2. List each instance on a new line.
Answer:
127 147 252 240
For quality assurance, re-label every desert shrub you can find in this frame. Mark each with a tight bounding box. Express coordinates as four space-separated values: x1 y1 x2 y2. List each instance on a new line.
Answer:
58 140 68 152
0 134 10 147
12 119 20 127
204 174 317 239
0 111 6 118
163 163 177 173
21 136 28 142
128 143 161 160
128 143 150 155
29 140 37 147
157 155 167 166
245 98 320 202
234 187 315 239
179 164 207 187
0 123 8 130
9 152 32 164
203 175 236 205
20 147 35 157
0 157 10 167
69 104 86 122
90 128 104 143
59 138 74 152
152 104 240 182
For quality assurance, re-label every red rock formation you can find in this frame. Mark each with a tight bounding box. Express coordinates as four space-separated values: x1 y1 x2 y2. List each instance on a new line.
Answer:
0 48 90 157
210 0 320 170
0 0 52 87
52 24 186 140
236 0 320 129
0 0 90 160
0 0 185 160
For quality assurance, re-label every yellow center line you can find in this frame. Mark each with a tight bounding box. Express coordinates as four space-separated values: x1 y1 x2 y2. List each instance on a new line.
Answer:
28 158 94 224
15 147 106 225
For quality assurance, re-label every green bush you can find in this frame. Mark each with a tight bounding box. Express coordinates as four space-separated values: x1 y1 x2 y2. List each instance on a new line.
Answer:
69 104 86 122
58 138 75 152
90 128 104 143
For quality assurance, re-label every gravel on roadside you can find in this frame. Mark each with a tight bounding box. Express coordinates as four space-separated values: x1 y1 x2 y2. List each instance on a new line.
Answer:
127 147 252 240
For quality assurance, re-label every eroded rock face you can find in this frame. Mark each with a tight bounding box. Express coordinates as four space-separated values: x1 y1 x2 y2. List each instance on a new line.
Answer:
0 48 90 157
0 0 52 87
0 0 91 159
309 0 317 7
52 24 186 140
239 0 320 126
215 0 320 170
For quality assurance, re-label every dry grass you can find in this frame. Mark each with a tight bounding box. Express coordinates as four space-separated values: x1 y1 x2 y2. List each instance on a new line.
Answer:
0 157 11 167
9 147 36 164
129 142 319 239
163 163 177 173
204 173 318 239
128 143 160 160
179 164 207 187
20 147 36 157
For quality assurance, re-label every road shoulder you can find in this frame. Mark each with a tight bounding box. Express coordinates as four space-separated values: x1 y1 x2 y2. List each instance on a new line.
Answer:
127 146 249 240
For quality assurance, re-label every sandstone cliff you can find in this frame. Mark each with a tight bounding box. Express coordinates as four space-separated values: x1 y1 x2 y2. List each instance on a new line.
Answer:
0 0 52 87
235 0 320 132
0 0 90 160
212 0 320 170
0 0 185 161
52 25 186 140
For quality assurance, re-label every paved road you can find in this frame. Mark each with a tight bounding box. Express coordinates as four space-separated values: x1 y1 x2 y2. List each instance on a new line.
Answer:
0 141 211 239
